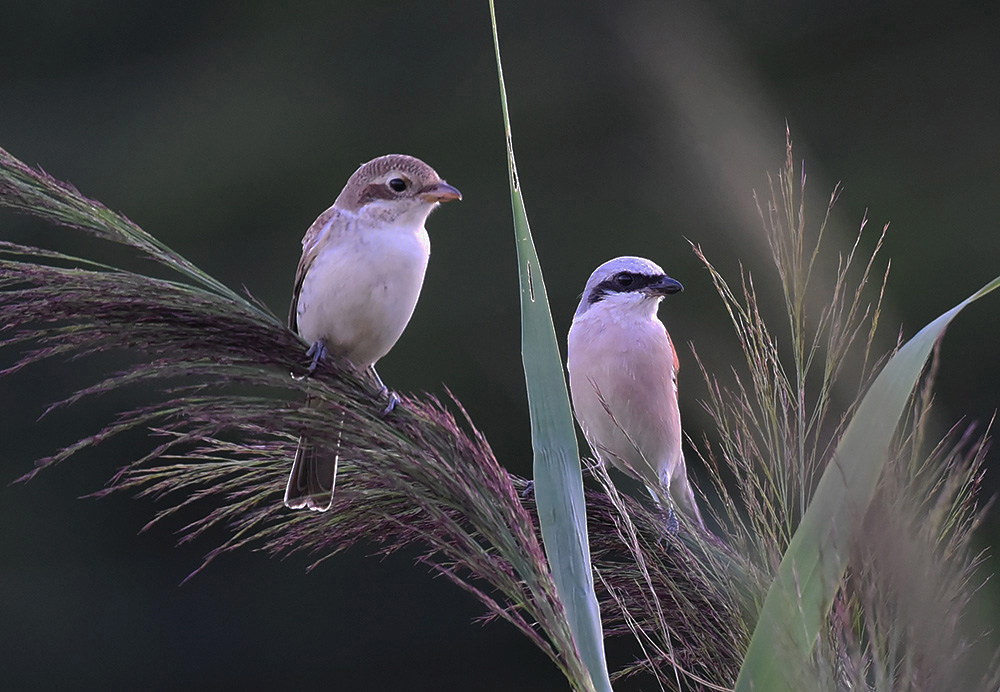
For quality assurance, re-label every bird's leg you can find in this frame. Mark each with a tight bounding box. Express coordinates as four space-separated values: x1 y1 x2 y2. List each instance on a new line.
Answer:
647 484 680 536
664 504 680 536
369 365 400 416
306 339 328 374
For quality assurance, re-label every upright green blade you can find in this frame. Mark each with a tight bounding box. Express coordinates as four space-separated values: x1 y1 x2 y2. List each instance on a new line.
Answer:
489 4 611 691
736 275 1000 691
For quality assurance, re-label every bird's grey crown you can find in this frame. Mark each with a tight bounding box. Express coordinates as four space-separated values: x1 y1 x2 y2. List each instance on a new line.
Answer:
575 256 670 318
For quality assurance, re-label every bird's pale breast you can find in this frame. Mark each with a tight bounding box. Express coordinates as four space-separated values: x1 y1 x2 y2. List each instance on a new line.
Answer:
567 309 682 489
296 221 430 367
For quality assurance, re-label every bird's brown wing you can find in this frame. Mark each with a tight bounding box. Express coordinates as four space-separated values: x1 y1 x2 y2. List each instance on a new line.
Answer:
288 204 343 332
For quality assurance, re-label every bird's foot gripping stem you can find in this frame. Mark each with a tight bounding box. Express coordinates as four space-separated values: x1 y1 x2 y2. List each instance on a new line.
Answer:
664 504 680 536
380 390 400 417
369 366 400 417
306 339 328 374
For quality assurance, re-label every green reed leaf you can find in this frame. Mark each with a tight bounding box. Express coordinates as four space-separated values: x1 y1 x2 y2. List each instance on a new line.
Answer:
736 275 1000 691
489 3 612 691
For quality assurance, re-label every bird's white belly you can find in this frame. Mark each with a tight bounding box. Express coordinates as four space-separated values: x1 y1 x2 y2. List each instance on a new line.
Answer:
296 228 430 367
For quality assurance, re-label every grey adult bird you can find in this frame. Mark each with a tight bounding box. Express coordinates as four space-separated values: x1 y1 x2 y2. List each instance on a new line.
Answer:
566 256 705 529
284 154 461 512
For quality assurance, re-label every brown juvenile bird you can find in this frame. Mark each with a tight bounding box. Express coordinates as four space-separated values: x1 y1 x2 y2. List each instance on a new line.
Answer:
284 154 461 511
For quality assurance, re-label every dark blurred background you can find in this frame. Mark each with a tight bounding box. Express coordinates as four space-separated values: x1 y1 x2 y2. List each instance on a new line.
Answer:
2 1 998 690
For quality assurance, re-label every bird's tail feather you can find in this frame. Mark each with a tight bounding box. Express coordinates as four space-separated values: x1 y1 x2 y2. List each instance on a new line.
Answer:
650 453 706 530
284 394 343 512
668 471 705 530
283 435 339 512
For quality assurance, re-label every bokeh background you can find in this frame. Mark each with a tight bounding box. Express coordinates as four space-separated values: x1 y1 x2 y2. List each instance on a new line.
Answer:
2 2 998 690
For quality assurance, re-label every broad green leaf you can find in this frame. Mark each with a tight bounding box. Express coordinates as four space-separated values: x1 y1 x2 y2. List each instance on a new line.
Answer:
489 4 612 691
736 275 1000 691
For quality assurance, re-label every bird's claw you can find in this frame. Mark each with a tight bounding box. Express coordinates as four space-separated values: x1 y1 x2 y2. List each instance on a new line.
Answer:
521 480 535 499
664 505 680 536
306 340 328 374
380 389 400 417
368 366 400 417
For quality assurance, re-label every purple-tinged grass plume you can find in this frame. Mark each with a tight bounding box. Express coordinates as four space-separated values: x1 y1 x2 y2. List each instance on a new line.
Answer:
2 136 996 690
0 145 753 689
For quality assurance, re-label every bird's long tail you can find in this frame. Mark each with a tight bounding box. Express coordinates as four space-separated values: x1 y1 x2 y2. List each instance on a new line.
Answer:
668 469 705 530
284 396 343 512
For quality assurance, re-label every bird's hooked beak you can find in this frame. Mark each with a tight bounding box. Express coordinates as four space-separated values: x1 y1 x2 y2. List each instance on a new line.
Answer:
644 274 684 297
419 181 462 203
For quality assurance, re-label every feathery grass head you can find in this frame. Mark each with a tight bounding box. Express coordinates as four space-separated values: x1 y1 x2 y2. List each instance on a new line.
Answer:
690 133 998 690
2 128 996 691
0 144 752 689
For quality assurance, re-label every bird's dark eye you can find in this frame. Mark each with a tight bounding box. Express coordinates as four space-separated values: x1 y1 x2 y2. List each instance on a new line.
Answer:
388 177 407 192
615 272 634 288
